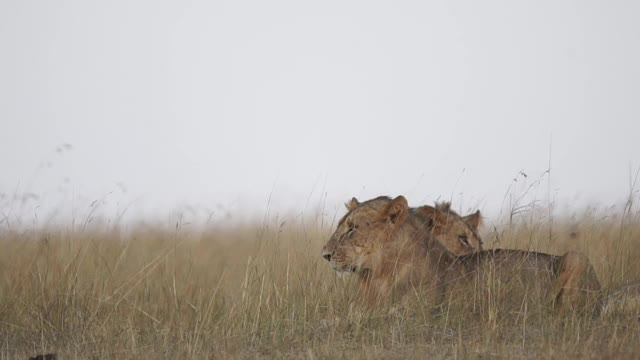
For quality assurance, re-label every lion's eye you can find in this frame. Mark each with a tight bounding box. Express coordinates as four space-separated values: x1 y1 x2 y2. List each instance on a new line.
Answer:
458 235 470 246
347 223 358 235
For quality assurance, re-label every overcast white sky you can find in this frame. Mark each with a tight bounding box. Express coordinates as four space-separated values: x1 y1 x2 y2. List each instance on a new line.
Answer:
1 0 639 225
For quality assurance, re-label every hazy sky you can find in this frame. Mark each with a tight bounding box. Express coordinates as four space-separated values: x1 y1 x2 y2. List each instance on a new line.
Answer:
1 0 639 224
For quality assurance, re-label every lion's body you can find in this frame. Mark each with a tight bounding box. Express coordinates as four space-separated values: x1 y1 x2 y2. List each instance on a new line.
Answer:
443 249 602 312
322 196 602 313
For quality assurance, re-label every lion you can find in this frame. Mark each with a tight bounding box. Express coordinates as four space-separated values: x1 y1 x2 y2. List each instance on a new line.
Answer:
416 201 483 256
344 197 482 257
321 195 602 313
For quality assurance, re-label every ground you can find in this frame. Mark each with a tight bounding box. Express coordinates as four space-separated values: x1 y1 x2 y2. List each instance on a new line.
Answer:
0 204 639 359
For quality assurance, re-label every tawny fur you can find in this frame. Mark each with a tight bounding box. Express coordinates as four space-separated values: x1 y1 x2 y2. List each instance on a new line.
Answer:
322 195 603 313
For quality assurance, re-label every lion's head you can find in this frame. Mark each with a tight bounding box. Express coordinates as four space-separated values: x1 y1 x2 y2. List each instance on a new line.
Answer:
414 201 482 256
321 196 477 303
321 195 415 274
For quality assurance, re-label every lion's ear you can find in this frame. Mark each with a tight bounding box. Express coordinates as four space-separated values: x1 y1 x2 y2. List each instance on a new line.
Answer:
463 210 482 230
345 197 359 211
384 196 409 225
435 201 451 212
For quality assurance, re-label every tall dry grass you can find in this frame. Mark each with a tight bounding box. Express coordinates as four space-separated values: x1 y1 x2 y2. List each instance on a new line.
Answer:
1 199 640 359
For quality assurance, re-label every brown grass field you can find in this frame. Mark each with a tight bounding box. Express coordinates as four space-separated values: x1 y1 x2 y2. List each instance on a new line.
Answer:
1 198 640 359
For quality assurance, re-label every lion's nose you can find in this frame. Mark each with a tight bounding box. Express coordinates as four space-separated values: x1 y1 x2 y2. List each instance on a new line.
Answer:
322 251 331 262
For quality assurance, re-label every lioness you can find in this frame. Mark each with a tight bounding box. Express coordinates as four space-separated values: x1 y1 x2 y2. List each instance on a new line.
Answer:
417 201 483 256
321 195 602 313
345 197 482 256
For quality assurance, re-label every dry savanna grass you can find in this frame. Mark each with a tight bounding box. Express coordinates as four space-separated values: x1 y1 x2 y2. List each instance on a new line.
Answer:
1 201 640 359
